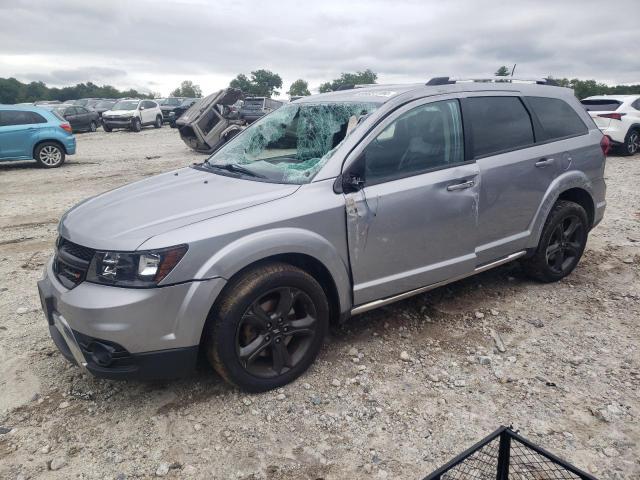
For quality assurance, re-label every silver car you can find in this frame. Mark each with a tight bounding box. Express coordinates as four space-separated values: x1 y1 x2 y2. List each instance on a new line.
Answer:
38 78 607 391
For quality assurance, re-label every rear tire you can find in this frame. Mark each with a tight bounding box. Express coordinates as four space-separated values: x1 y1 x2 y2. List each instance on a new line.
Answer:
34 142 65 168
522 200 589 282
620 129 639 156
131 118 142 132
154 115 162 128
206 263 329 392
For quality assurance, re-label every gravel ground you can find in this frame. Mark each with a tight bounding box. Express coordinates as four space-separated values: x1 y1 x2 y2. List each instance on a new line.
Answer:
0 127 638 480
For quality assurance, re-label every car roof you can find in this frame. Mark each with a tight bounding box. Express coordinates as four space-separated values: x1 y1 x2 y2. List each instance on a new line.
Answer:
297 80 574 105
0 104 56 113
582 95 639 101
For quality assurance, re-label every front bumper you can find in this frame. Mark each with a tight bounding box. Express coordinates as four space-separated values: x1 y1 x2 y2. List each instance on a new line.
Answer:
37 257 227 380
102 117 135 128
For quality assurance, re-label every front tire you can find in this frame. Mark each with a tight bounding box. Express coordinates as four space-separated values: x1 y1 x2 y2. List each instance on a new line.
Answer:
35 142 65 168
206 263 329 392
131 118 142 132
522 200 589 282
154 115 162 128
103 124 112 132
89 121 97 132
620 129 639 156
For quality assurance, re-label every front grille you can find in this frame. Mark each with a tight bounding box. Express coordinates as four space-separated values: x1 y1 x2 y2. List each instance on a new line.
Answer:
59 237 94 261
54 237 95 289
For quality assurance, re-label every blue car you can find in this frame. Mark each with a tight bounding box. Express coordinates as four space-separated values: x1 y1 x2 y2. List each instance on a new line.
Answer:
0 105 76 168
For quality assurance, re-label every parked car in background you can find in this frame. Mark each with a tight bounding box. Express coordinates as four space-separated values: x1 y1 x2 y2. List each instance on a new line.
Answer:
159 97 186 122
0 104 75 168
239 96 283 123
93 99 117 122
176 88 245 152
168 98 197 128
73 98 101 109
39 79 607 390
102 99 163 132
44 105 100 132
582 95 640 156
34 100 62 106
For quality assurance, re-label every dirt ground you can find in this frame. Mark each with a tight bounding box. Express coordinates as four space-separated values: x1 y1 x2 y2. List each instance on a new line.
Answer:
0 127 638 480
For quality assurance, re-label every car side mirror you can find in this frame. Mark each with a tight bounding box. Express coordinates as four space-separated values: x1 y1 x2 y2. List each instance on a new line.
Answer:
139 106 145 110
334 154 366 194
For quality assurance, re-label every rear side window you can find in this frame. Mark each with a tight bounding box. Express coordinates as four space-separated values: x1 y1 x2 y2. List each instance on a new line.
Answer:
0 110 47 126
631 99 640 110
580 99 622 111
465 97 534 157
526 97 587 140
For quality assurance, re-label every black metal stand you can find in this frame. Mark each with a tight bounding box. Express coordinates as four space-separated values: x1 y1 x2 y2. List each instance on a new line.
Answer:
423 426 597 480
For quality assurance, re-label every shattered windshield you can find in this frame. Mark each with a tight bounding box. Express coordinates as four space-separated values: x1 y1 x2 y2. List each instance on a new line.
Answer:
206 102 379 184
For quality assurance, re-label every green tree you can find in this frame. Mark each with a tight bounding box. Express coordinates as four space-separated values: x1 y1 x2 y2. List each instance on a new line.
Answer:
229 73 253 93
318 69 377 93
495 66 511 77
229 70 283 97
287 79 310 97
170 80 203 98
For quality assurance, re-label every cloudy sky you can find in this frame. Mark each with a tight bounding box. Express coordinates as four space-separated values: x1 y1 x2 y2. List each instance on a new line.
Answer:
0 0 638 98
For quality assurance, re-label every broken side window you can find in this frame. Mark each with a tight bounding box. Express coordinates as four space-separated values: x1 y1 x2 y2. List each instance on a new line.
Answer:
207 102 379 184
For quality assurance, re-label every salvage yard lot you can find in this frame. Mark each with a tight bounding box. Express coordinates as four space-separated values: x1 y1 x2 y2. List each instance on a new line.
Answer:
0 128 638 479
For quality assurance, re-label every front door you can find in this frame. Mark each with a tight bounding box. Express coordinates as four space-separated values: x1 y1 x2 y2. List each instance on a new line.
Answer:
344 98 480 306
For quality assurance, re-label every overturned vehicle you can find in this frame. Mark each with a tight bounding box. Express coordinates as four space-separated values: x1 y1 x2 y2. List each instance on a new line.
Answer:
176 88 245 154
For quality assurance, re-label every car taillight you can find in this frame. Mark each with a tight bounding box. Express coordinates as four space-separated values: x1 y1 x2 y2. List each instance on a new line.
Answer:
597 113 625 121
60 123 72 133
600 135 611 156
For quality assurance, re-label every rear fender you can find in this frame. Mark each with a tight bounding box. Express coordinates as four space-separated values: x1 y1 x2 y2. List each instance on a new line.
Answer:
526 170 596 249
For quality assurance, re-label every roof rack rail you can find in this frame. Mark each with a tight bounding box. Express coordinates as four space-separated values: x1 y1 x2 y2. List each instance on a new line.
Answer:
426 77 559 86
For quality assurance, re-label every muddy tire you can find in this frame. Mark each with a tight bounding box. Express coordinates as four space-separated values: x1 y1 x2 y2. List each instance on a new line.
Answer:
206 262 329 392
131 118 142 132
522 200 589 282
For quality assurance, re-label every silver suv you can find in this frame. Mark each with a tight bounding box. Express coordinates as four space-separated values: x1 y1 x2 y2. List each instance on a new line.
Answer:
38 78 607 391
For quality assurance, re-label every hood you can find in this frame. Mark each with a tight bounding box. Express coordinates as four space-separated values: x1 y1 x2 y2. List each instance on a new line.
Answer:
59 167 299 251
103 109 136 116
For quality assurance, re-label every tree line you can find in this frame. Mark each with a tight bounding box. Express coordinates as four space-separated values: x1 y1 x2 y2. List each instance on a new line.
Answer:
2 68 638 105
0 78 156 104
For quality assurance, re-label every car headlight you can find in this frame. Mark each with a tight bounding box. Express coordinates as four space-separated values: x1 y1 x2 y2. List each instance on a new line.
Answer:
86 245 188 287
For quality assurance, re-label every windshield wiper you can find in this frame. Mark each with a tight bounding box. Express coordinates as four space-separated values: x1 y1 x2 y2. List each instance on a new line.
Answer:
206 163 266 178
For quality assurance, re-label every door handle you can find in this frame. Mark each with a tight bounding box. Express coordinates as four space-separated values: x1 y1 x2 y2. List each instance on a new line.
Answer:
447 180 475 191
535 158 555 168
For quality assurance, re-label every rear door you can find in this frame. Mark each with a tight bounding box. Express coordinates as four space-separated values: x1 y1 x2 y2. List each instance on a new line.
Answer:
344 96 480 305
65 107 81 130
464 94 588 265
0 110 42 159
75 107 91 129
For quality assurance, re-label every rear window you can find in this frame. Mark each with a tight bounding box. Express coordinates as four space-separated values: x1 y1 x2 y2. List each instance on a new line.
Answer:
527 97 587 140
465 97 534 157
580 99 622 111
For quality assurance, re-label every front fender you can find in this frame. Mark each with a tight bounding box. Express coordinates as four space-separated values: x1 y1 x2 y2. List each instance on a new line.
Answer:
526 170 596 249
195 228 352 315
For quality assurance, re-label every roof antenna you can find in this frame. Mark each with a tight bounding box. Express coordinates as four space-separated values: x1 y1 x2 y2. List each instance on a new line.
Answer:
510 64 517 77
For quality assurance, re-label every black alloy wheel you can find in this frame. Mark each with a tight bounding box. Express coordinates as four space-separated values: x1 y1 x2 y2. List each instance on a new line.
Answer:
545 215 585 275
236 287 318 378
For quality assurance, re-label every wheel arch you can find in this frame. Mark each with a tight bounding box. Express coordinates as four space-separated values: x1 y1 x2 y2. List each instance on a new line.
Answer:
527 171 597 249
33 138 67 157
192 228 353 322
